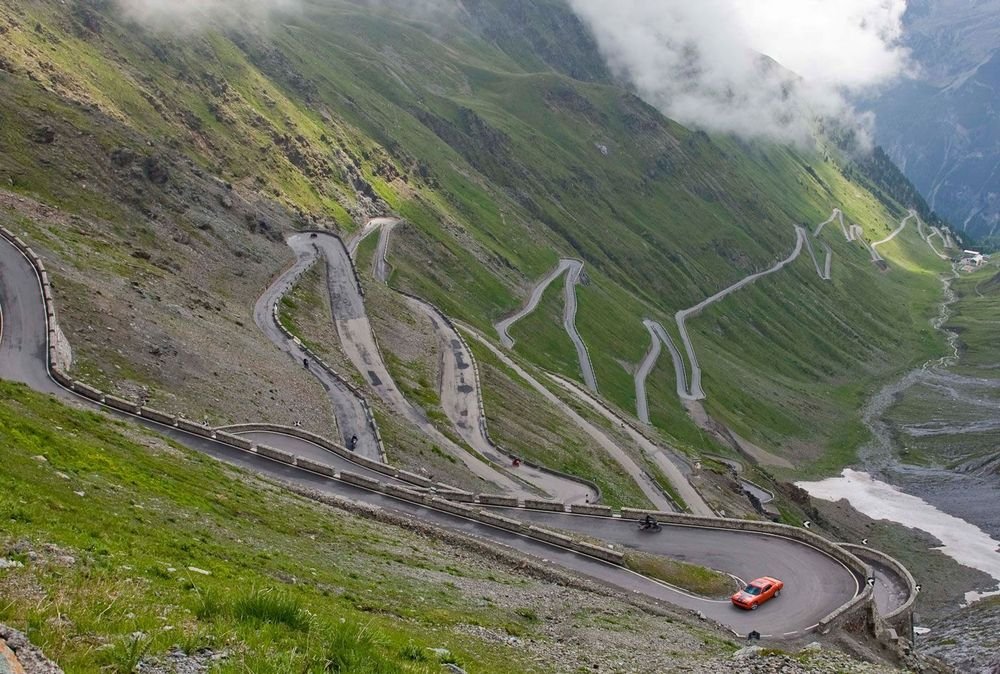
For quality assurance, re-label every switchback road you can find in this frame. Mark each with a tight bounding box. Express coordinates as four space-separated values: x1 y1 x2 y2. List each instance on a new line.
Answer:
0 228 907 640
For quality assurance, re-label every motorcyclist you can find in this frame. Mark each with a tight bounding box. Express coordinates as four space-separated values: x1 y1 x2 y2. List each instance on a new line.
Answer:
303 357 309 369
641 514 658 530
349 434 358 450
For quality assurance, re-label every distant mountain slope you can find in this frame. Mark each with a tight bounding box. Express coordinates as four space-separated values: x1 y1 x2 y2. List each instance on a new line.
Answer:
870 0 1000 246
0 0 951 476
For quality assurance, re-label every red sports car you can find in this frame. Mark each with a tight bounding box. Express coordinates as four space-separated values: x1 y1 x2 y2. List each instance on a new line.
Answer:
731 576 783 610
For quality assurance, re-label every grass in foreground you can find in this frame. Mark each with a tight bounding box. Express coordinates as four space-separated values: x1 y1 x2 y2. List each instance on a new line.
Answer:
623 551 736 599
0 381 553 672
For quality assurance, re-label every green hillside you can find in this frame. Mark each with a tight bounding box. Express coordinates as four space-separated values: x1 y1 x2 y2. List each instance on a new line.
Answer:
1 381 752 673
0 0 951 485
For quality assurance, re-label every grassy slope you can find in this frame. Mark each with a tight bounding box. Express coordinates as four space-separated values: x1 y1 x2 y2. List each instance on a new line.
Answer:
0 382 762 672
0 383 531 672
0 0 953 482
950 262 1000 373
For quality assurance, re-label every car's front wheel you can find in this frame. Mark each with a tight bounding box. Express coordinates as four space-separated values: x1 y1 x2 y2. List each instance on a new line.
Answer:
774 590 781 597
750 602 758 610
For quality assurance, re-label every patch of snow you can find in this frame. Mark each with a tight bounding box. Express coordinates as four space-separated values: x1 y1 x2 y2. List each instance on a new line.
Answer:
796 469 1000 603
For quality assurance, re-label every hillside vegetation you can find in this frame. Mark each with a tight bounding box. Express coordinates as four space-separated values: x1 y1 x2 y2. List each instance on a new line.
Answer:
0 381 750 673
0 0 952 487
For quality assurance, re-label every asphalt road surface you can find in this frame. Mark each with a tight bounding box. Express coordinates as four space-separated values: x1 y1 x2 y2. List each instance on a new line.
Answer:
0 232 907 639
254 236 379 459
307 231 523 494
495 258 598 392
675 226 808 401
634 321 661 425
354 219 597 503
562 260 598 392
463 325 676 512
547 373 714 517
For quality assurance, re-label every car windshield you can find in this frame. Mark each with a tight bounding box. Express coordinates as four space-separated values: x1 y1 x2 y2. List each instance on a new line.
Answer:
744 586 762 596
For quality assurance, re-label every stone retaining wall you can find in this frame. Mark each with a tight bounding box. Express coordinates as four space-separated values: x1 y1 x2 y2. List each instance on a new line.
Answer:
840 543 917 639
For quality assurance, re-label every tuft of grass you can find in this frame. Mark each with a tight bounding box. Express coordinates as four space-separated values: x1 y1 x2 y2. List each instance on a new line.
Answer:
232 587 311 631
100 633 151 673
193 587 224 621
624 551 736 598
322 621 392 674
514 607 539 623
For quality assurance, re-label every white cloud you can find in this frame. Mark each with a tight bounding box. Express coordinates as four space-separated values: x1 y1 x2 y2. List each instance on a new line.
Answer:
116 0 299 30
567 0 911 145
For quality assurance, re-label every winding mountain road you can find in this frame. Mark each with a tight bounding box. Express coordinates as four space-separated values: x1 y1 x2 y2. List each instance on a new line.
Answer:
0 228 910 640
294 231 523 494
254 237 379 459
495 258 598 392
460 324 673 510
634 321 662 425
647 209 936 408
916 216 951 260
352 219 597 503
872 211 916 252
547 373 714 517
674 226 808 401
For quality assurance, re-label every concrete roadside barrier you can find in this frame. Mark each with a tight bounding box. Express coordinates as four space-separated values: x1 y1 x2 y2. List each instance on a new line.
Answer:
176 418 215 438
523 499 566 513
350 453 398 479
104 394 140 415
395 469 434 488
472 509 525 533
429 497 477 518
476 494 519 507
72 381 105 403
527 525 574 547
140 407 177 426
570 504 614 517
436 490 476 503
382 483 425 501
50 367 73 389
339 470 382 490
295 457 336 477
213 431 254 451
567 540 625 564
255 444 296 465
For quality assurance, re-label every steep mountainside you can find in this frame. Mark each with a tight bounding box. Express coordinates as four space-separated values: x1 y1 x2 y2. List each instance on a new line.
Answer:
0 0 952 487
869 0 1000 246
